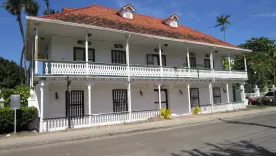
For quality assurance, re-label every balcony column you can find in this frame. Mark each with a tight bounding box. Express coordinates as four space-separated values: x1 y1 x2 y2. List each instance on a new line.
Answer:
226 83 230 103
244 53 247 72
228 52 231 74
208 82 214 113
39 80 45 133
85 32 89 75
187 48 190 74
34 26 39 74
158 83 162 109
126 35 132 121
87 81 93 124
158 43 163 76
187 83 191 114
210 49 214 80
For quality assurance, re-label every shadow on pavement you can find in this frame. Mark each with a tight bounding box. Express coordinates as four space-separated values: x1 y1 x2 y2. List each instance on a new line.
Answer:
171 140 276 156
218 118 276 129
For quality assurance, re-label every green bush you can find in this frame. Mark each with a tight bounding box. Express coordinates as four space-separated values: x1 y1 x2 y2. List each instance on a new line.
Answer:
192 106 201 115
0 85 30 107
160 109 171 119
0 106 38 133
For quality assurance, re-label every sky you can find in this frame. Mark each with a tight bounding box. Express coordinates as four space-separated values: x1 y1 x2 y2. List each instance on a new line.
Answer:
0 0 276 64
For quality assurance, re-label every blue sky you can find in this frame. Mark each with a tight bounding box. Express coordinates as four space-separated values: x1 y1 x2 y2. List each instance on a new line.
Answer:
0 0 276 63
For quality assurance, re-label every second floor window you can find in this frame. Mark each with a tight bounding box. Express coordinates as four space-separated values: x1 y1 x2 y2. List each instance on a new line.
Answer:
186 57 196 68
112 50 126 64
204 59 211 69
147 54 166 66
73 47 95 62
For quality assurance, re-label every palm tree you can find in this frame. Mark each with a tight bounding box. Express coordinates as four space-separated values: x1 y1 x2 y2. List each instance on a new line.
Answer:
2 0 39 85
215 14 231 41
43 0 58 15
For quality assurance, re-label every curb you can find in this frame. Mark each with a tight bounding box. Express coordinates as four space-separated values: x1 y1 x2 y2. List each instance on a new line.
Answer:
0 109 275 151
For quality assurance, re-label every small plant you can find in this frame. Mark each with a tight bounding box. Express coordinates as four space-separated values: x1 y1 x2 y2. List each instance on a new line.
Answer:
160 108 171 119
192 106 201 115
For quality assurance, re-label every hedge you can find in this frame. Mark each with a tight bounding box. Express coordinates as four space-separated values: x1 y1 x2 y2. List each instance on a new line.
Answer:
0 106 38 133
0 85 30 107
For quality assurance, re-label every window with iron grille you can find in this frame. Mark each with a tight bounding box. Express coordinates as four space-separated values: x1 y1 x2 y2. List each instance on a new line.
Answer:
190 88 200 107
112 50 126 64
112 89 128 112
213 87 221 104
73 47 95 62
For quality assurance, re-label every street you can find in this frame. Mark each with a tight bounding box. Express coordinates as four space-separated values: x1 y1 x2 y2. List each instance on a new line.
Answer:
1 113 276 156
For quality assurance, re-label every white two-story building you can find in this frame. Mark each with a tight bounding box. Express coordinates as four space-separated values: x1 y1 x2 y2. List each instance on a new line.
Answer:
25 4 250 132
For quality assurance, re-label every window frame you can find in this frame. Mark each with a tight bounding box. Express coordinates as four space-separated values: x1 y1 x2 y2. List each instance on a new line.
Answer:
147 54 166 66
187 57 196 68
111 50 126 64
73 47 95 62
190 88 200 107
213 87 221 104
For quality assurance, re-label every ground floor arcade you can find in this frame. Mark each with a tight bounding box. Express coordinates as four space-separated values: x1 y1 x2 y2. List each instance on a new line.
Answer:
28 78 246 132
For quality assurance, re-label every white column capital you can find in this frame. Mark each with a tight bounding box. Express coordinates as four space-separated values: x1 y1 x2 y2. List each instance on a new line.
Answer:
186 83 191 87
155 82 163 86
87 81 93 86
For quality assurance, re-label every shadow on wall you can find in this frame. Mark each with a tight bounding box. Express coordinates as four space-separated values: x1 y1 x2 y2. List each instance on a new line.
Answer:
171 140 276 156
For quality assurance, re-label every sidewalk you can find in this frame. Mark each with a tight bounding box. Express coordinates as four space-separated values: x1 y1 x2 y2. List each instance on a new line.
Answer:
1 107 276 150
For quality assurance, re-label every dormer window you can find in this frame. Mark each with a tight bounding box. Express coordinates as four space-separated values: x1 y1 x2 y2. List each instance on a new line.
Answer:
118 4 135 19
163 14 180 28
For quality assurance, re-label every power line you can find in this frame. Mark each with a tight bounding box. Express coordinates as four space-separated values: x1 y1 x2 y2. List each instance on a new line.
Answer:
209 4 276 28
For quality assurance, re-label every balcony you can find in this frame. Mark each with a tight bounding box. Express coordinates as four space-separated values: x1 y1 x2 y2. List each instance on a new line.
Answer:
37 61 247 80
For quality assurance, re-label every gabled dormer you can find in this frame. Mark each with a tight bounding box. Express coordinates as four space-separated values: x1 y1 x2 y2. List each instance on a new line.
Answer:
118 4 135 19
163 14 180 28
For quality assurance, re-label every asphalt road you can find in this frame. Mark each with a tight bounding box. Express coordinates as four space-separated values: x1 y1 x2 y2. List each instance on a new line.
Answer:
1 113 276 156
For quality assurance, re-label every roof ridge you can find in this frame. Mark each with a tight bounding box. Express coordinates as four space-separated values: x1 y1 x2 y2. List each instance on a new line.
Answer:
178 25 235 46
39 4 99 18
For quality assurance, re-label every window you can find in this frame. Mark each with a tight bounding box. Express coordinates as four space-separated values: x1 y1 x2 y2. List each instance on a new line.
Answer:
190 88 200 107
73 47 95 62
147 54 166 66
265 92 273 96
213 87 221 104
204 59 211 69
112 89 128 112
112 50 126 64
187 57 196 68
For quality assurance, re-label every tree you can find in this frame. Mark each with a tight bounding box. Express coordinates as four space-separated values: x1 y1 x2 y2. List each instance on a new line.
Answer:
215 14 231 41
2 0 39 85
0 57 24 89
43 0 58 15
233 37 276 92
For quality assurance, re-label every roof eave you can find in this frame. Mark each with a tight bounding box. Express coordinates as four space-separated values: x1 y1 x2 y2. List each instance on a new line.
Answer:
26 16 252 53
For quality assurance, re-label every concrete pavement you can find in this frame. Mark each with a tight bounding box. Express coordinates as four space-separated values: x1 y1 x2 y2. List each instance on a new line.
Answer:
0 107 276 152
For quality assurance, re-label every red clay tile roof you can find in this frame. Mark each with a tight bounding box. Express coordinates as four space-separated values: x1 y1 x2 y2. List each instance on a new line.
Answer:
40 4 237 48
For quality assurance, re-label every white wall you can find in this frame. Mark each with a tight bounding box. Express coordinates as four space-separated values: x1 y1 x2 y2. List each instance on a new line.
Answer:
34 80 235 119
49 36 223 69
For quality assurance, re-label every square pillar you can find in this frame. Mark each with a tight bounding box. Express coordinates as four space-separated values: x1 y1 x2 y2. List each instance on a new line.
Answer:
39 80 45 133
34 26 39 74
240 83 245 101
187 83 191 114
158 43 163 76
85 32 89 75
226 83 230 103
157 83 162 109
208 82 214 113
87 81 93 124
